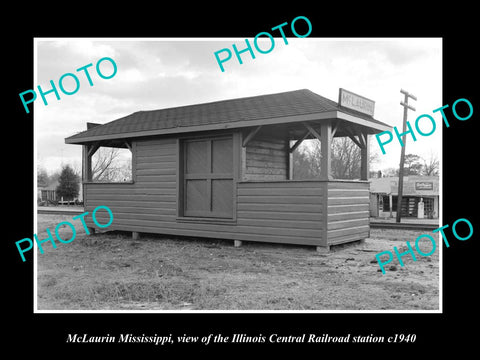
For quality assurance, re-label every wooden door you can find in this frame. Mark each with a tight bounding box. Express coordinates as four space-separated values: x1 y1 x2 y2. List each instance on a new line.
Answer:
183 136 234 218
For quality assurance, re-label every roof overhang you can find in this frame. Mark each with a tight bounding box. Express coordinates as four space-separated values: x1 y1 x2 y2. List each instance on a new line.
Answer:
65 110 392 145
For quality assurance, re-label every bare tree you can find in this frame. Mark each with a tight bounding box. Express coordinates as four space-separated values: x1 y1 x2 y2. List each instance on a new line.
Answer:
403 154 423 175
292 142 319 179
292 137 377 180
331 137 361 179
92 147 132 182
422 152 439 176
92 147 119 181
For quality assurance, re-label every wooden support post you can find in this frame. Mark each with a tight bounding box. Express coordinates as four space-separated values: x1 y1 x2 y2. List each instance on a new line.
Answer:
234 240 243 247
360 134 370 180
82 145 87 181
240 146 247 181
82 145 93 181
87 152 93 181
389 194 393 218
288 151 293 180
320 122 332 180
132 231 140 240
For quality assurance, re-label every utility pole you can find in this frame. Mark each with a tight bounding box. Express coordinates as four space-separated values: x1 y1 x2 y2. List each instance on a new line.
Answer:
396 89 417 223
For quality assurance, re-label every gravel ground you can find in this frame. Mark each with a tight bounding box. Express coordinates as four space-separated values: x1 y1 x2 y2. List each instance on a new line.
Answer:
36 214 440 311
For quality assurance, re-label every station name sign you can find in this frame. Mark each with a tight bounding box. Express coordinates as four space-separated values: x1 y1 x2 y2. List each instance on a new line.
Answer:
339 88 375 117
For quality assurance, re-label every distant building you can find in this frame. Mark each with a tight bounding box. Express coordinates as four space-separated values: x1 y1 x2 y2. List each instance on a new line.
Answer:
369 176 439 219
38 179 58 202
37 178 83 204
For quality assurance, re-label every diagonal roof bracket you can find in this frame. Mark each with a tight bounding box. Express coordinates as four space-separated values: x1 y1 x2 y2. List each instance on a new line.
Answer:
302 122 322 142
358 132 367 148
331 121 339 137
289 129 311 153
343 127 364 148
242 125 263 147
87 143 100 157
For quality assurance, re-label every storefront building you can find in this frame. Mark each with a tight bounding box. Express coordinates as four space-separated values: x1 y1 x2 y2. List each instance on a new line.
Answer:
369 176 439 219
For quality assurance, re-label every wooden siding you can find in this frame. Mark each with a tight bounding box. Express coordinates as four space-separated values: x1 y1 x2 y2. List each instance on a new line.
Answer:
84 136 368 248
86 183 326 247
327 181 370 245
236 181 325 246
243 137 288 181
84 138 178 231
84 136 325 247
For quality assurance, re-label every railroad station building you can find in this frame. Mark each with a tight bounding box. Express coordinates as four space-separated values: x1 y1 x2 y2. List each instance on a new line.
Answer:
66 88 390 251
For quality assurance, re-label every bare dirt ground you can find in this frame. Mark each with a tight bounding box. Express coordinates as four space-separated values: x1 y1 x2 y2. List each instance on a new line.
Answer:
36 214 439 311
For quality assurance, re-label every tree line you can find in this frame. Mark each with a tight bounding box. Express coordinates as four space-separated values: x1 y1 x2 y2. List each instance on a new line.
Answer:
292 138 439 179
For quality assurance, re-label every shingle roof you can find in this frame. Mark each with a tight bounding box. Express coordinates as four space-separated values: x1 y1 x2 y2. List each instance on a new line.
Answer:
65 89 391 144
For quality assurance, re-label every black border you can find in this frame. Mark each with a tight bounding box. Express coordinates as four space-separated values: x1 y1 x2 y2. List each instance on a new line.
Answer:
6 6 479 354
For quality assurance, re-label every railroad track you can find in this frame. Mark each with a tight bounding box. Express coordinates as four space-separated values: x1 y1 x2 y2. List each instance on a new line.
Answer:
370 221 439 231
38 208 84 216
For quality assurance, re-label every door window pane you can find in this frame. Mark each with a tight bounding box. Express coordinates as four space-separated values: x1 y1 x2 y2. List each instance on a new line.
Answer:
185 179 208 213
186 140 208 174
212 179 233 217
212 138 233 174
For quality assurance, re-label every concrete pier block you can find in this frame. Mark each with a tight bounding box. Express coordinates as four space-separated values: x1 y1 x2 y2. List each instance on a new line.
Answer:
316 245 330 253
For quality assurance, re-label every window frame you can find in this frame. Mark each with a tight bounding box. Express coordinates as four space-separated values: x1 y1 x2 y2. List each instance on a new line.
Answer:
82 141 136 184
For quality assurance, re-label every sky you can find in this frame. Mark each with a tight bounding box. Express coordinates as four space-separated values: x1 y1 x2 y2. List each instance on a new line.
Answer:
34 37 442 176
